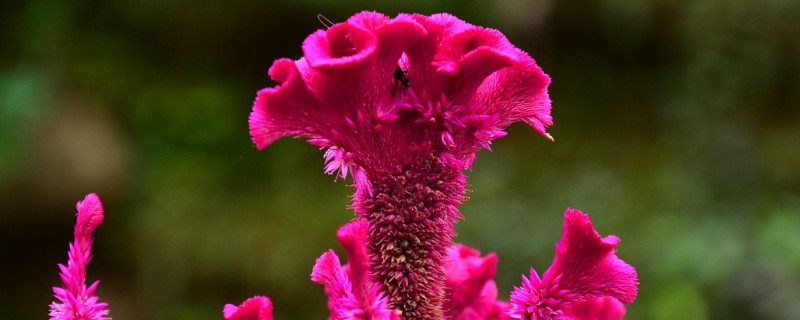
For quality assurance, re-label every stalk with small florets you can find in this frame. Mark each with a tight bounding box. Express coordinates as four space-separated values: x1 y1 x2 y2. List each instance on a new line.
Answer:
50 193 111 320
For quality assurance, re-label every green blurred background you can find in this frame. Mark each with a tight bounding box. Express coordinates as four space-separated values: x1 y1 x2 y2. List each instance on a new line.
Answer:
2 0 799 319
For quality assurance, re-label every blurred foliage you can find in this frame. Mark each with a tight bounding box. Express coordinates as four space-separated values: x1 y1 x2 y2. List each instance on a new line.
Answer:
1 0 799 319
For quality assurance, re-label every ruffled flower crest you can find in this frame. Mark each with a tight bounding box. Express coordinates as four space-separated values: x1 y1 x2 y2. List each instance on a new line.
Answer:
49 193 111 320
508 209 638 320
249 11 551 186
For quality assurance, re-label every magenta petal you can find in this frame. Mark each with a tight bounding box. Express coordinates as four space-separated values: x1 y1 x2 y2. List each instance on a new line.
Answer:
336 219 371 305
541 209 638 305
312 248 398 320
311 250 363 319
444 244 502 320
565 297 626 320
75 193 104 238
249 58 318 149
433 27 516 76
433 28 518 104
303 23 377 71
223 296 274 320
474 52 552 139
311 250 352 298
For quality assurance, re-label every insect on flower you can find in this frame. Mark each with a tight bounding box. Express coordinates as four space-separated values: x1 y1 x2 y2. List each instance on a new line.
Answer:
394 64 411 88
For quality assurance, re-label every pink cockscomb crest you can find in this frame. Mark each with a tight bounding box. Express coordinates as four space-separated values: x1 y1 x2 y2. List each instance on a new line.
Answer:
223 296 274 320
508 208 638 320
249 11 551 178
49 193 111 320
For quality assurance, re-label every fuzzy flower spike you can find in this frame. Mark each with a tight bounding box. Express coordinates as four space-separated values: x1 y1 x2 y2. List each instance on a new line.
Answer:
508 209 638 320
250 11 551 319
49 193 111 320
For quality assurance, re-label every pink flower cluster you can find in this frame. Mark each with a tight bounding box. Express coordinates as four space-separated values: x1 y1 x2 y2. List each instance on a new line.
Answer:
243 10 637 320
226 209 636 320
49 10 638 320
248 11 558 318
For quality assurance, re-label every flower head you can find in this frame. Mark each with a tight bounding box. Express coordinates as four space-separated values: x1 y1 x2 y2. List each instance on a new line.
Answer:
223 296 274 320
444 244 511 320
249 11 551 187
49 193 111 320
508 209 638 320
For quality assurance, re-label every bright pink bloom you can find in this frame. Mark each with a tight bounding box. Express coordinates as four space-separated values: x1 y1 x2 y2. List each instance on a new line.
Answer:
249 12 551 177
444 244 511 320
250 11 551 319
311 219 400 320
565 297 626 320
49 193 111 320
223 296 274 320
508 209 638 320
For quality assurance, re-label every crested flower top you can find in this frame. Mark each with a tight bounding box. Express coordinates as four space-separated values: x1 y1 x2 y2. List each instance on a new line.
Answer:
508 209 638 320
249 11 551 190
49 193 111 320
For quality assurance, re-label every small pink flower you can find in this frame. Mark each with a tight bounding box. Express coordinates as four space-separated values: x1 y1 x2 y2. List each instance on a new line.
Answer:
223 296 274 320
444 244 511 320
311 219 400 320
49 193 111 320
250 11 551 319
508 209 638 320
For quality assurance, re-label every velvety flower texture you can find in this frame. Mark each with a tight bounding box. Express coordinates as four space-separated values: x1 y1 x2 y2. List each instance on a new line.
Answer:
444 245 510 320
249 12 552 177
508 209 638 320
49 193 111 320
223 296 274 320
249 11 551 319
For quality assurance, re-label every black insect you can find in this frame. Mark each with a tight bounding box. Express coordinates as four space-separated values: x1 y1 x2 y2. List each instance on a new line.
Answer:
394 66 411 88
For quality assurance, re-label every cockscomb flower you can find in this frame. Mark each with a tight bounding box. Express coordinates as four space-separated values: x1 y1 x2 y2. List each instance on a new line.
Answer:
444 244 511 320
49 193 111 320
223 296 274 320
249 11 551 319
508 208 638 320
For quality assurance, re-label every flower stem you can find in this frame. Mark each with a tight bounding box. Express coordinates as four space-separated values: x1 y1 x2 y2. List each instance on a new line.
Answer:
356 154 466 320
